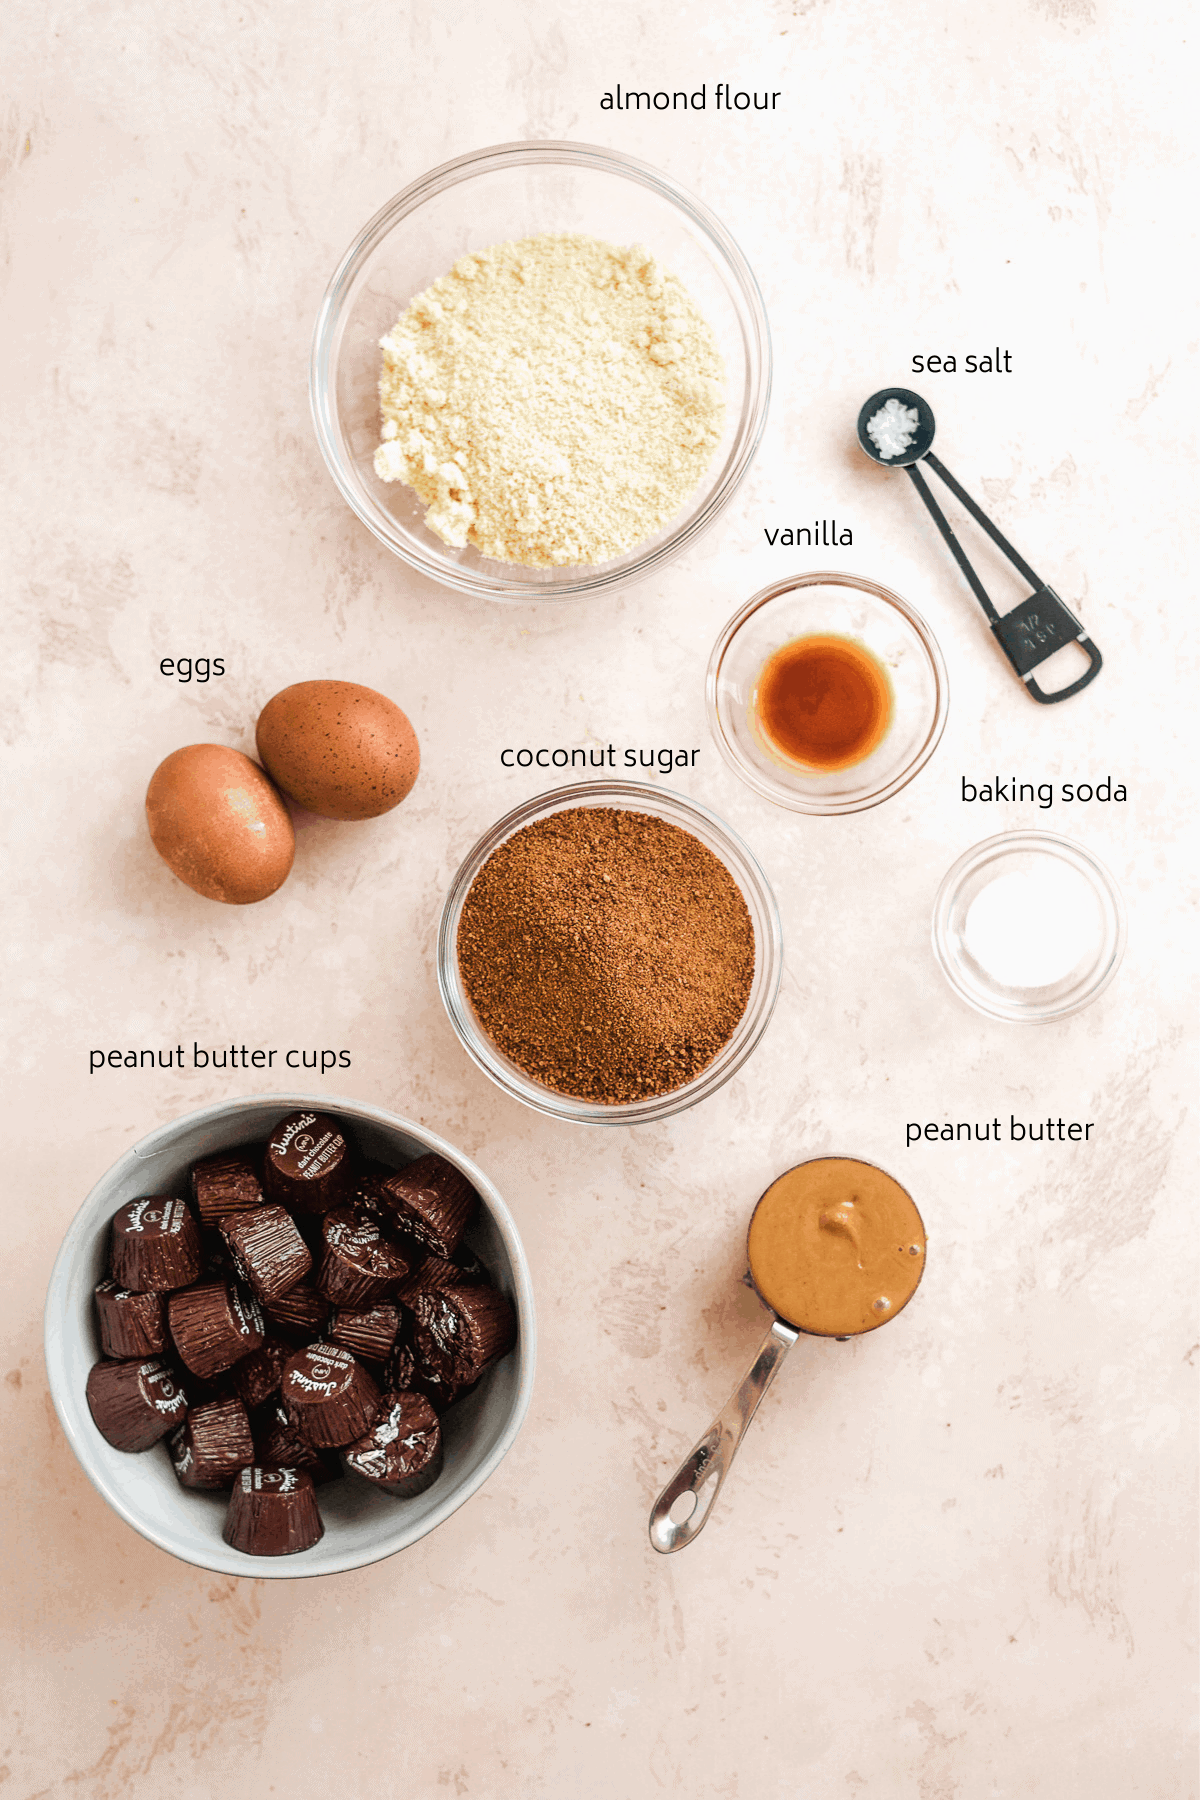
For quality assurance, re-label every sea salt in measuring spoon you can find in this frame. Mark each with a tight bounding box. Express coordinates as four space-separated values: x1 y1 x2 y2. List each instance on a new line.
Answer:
856 387 1103 704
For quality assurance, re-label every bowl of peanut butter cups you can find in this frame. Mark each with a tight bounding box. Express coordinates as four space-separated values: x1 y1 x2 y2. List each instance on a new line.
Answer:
44 1094 536 1579
437 783 783 1124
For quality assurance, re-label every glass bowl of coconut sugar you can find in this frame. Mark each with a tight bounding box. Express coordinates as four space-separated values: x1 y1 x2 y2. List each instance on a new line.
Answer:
310 141 771 602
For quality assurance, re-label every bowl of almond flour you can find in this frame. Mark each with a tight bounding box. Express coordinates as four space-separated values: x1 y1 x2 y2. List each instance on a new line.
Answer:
310 142 772 602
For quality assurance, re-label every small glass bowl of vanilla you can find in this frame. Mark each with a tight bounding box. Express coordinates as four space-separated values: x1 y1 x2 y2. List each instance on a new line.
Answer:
706 572 950 815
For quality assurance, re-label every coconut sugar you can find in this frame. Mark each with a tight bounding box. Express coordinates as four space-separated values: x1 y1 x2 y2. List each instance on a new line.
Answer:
373 234 725 567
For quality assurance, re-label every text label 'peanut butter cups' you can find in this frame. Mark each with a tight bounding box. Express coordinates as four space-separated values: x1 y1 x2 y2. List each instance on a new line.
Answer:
264 1111 353 1214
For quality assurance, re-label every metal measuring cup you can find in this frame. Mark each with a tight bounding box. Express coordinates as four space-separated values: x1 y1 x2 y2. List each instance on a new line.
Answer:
648 1156 926 1554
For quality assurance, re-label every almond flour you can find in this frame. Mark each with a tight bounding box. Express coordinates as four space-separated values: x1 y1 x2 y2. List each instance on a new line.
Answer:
373 233 725 568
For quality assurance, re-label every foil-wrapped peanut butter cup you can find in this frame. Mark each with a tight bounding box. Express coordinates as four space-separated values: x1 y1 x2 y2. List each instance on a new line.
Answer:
343 1390 443 1498
85 1357 189 1451
395 1254 484 1306
263 1111 353 1215
349 1159 399 1224
168 1279 265 1381
262 1280 330 1341
223 1466 324 1557
231 1337 291 1411
191 1152 264 1225
108 1197 202 1294
170 1395 254 1489
255 1402 339 1483
93 1280 168 1359
316 1208 410 1309
384 1339 471 1415
382 1155 478 1258
281 1342 382 1448
327 1302 402 1366
219 1204 312 1303
410 1285 517 1387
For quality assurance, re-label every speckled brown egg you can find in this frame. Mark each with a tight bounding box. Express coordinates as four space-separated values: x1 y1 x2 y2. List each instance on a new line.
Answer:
254 681 420 821
146 745 295 904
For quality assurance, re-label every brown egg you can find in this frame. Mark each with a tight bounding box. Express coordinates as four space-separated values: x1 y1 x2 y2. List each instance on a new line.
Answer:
146 745 295 904
255 681 420 821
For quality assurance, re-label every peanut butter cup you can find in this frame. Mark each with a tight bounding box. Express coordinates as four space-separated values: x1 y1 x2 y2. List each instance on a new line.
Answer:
316 1208 410 1308
168 1279 265 1381
327 1302 402 1367
381 1155 477 1257
262 1280 330 1341
223 1466 324 1556
281 1343 382 1448
170 1395 254 1489
255 1401 339 1483
191 1152 264 1225
385 1338 472 1415
93 1280 168 1360
219 1204 312 1303
395 1254 484 1306
410 1284 516 1387
231 1337 291 1411
86 1357 189 1451
109 1197 201 1294
343 1391 443 1498
264 1111 353 1215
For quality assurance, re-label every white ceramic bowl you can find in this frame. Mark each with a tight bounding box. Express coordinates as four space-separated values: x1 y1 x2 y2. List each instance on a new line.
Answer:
43 1094 536 1579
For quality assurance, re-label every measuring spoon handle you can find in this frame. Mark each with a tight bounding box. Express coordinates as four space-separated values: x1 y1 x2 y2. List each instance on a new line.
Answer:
648 1317 799 1554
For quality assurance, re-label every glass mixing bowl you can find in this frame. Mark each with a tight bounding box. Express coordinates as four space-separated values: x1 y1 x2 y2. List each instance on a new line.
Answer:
310 141 771 602
706 572 950 815
437 782 783 1124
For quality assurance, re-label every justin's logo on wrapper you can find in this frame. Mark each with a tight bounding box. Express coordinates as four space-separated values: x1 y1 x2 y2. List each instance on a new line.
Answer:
230 1288 264 1339
125 1199 184 1235
141 1365 187 1418
250 1467 300 1493
287 1345 351 1396
271 1113 317 1158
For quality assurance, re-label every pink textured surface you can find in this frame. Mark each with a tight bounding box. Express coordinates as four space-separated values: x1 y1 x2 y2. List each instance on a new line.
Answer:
3 0 1195 1795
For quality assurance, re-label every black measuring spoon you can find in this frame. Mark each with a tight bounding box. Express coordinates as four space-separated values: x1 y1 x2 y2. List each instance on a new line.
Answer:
856 387 1102 704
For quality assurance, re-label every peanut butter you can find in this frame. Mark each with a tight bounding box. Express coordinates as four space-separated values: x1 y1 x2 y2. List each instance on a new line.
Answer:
747 1158 925 1336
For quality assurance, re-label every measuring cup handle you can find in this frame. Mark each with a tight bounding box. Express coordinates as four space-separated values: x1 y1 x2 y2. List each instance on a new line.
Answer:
648 1317 799 1554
